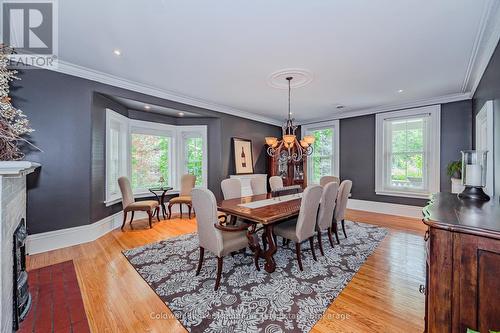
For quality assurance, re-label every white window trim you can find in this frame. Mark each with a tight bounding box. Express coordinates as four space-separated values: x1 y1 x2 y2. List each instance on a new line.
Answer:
301 120 340 185
105 109 129 205
375 105 441 199
104 110 208 206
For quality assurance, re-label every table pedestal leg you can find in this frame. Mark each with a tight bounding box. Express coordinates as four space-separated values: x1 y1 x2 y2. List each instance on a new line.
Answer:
246 224 277 273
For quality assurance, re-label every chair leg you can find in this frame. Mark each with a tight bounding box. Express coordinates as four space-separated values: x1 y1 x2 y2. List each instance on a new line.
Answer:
168 203 173 219
333 222 340 244
341 219 347 238
129 211 135 230
214 257 223 291
147 210 153 229
121 211 127 231
262 233 267 251
273 234 277 246
327 227 334 248
317 230 325 256
254 252 260 271
195 247 204 276
156 207 160 222
295 242 303 271
188 204 192 219
180 204 183 219
309 237 317 261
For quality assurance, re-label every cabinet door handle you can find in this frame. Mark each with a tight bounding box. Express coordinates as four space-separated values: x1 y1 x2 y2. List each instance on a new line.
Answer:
419 284 426 294
424 230 430 242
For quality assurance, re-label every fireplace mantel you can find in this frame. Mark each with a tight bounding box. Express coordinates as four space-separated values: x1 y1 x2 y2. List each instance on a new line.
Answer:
0 161 40 177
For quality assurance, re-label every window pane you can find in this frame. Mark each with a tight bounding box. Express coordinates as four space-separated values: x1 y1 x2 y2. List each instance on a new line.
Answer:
185 137 203 186
131 134 170 190
309 128 333 184
390 153 423 189
391 118 424 153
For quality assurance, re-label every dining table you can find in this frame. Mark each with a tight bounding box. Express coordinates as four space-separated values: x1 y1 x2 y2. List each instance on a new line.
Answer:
217 191 303 273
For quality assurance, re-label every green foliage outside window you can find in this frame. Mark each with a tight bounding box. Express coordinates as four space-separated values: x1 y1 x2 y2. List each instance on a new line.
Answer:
310 128 333 184
185 137 203 186
131 134 170 190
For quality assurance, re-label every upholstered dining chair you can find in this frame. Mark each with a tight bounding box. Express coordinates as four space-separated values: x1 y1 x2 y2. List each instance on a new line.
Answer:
118 177 160 230
250 177 267 195
192 188 249 290
315 181 339 256
168 174 196 219
273 185 323 271
319 175 340 187
332 180 353 242
220 178 242 225
269 176 284 192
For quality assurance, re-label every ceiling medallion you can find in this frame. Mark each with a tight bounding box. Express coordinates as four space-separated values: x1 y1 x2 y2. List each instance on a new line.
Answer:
267 68 313 89
265 77 315 163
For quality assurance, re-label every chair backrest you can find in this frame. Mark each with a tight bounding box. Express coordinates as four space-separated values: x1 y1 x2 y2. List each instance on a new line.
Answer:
221 178 241 200
334 180 353 222
192 188 224 256
118 176 134 208
250 177 267 195
180 174 196 196
295 185 323 242
269 176 284 192
317 181 339 231
320 176 340 187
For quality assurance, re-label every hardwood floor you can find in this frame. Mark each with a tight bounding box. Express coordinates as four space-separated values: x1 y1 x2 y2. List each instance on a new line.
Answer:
27 210 426 332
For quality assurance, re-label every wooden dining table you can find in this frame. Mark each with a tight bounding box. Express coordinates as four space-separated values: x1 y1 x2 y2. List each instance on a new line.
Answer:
217 192 303 273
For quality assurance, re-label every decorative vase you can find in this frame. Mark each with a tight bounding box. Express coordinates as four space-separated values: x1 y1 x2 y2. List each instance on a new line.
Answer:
458 150 490 201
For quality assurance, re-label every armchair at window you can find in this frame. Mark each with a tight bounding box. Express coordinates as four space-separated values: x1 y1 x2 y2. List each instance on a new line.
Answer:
168 174 196 219
118 177 160 230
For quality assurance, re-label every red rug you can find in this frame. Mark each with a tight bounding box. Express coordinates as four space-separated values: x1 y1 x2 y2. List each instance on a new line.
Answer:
19 260 90 333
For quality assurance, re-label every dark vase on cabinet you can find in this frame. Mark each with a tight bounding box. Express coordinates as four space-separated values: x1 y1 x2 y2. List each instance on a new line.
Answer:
422 193 500 333
267 145 307 188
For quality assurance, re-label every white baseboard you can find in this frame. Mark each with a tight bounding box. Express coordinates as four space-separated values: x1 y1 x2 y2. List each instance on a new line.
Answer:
347 199 423 219
26 199 422 255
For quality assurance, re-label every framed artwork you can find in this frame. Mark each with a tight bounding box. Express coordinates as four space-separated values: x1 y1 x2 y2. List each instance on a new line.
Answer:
232 137 254 174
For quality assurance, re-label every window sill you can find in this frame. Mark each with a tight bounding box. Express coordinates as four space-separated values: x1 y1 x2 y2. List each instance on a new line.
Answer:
375 190 432 199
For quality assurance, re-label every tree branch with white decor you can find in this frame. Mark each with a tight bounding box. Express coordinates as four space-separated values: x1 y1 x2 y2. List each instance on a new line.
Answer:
0 44 38 160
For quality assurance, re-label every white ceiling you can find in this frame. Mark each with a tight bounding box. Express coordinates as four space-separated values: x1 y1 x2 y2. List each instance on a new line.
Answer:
55 0 500 124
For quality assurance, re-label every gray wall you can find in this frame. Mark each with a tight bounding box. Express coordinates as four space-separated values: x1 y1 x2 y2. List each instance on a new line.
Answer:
14 69 280 234
339 100 472 207
472 40 500 196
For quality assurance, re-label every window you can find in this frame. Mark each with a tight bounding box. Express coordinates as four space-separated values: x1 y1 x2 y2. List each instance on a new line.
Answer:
375 105 440 198
105 110 128 203
301 120 340 184
105 109 207 205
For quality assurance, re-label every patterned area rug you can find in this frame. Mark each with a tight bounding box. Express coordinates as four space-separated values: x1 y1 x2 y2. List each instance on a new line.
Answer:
123 221 387 332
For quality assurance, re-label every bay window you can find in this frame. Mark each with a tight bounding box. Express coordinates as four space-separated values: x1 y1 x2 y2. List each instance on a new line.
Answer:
375 105 440 198
301 120 340 185
105 109 207 205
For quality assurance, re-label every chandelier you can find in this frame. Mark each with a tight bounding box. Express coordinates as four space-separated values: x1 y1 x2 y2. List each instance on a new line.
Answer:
265 77 315 163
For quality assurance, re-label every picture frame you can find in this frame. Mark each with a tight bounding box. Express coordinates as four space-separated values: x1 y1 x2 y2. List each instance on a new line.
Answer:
232 137 254 174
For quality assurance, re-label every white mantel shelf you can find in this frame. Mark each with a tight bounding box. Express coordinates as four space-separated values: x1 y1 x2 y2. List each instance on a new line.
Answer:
0 161 40 176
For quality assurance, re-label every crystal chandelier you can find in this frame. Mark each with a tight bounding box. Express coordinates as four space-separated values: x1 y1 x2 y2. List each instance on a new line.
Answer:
265 77 315 162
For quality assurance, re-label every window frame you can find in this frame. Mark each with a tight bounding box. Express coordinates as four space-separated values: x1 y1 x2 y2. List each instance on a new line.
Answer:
301 120 340 185
104 109 208 206
375 105 441 199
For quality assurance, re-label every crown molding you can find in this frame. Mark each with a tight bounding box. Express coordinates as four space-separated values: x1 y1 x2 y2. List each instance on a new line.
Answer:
300 92 470 125
462 0 500 95
51 60 283 126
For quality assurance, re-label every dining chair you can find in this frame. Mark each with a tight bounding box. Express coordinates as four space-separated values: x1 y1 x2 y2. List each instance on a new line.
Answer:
320 175 340 187
221 178 241 199
118 177 160 230
269 176 284 192
250 177 267 195
315 181 339 256
332 180 353 242
192 188 249 290
273 185 323 271
168 174 196 219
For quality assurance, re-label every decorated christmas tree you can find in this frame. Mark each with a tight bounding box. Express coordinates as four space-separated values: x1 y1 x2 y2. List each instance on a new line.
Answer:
0 44 35 160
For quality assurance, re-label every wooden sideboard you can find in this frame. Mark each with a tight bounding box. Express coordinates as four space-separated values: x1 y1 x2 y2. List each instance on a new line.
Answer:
422 193 500 333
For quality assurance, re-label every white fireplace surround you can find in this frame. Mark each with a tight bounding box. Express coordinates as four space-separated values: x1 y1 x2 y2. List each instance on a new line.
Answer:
0 161 39 333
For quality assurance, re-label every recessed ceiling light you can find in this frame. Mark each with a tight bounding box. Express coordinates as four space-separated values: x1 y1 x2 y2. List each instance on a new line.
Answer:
336 105 345 110
113 49 122 56
144 105 151 110
397 89 404 93
178 112 185 117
